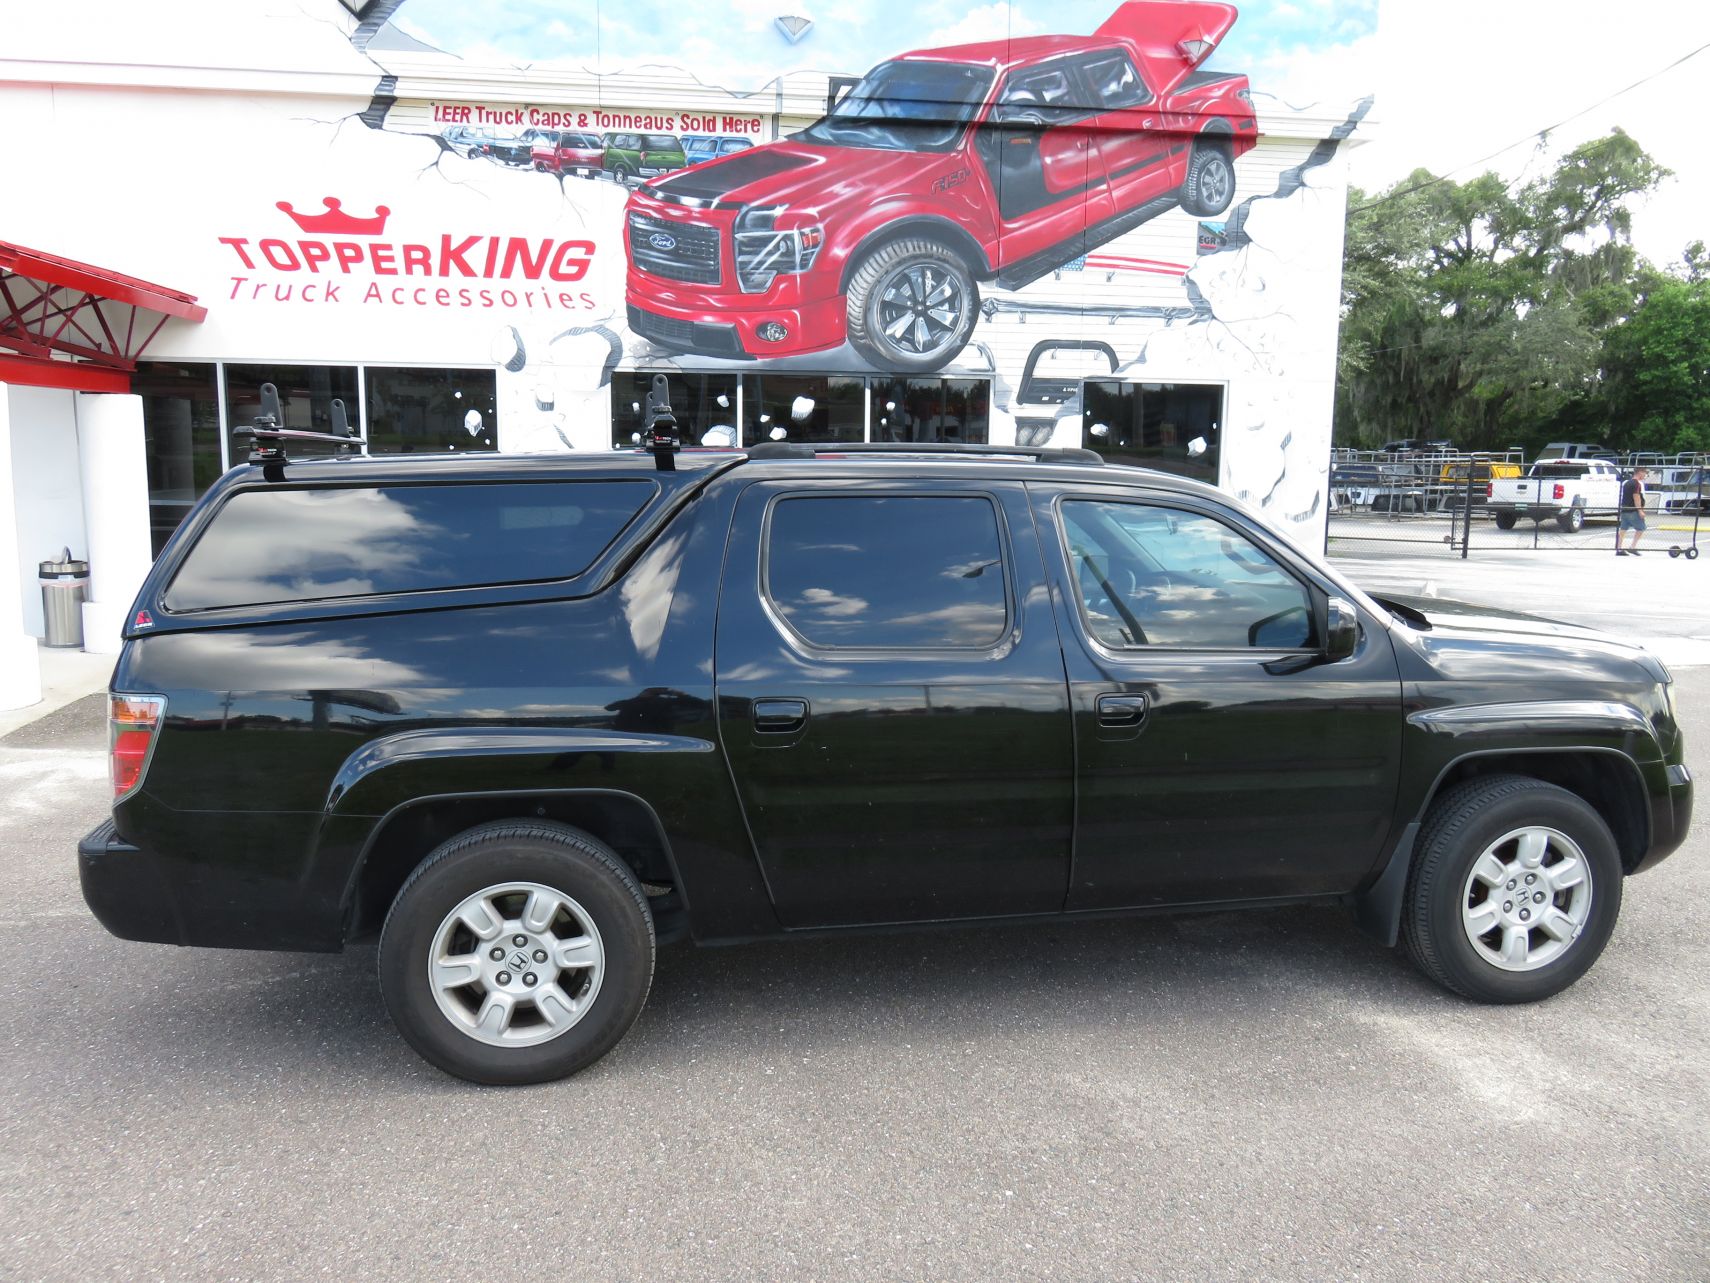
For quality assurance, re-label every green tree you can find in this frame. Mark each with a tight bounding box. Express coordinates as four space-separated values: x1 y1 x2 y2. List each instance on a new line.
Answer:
1599 275 1710 454
1336 130 1669 452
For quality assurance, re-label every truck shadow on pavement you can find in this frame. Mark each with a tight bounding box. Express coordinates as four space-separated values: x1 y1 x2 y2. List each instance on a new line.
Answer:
103 904 1445 1087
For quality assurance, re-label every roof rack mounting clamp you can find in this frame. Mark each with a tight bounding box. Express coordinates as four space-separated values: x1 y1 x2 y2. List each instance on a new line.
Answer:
231 382 363 480
642 373 681 473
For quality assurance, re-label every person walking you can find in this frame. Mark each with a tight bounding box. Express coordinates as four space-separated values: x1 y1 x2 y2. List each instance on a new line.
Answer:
1618 466 1649 556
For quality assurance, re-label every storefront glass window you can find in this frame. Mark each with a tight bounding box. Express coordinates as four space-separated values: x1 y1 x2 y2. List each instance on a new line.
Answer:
608 371 990 449
1082 381 1222 485
741 374 864 446
943 379 990 443
610 371 740 448
224 363 359 459
872 377 989 443
366 367 498 454
134 361 221 556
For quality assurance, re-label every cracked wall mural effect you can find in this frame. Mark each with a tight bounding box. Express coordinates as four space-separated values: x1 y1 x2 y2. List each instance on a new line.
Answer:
0 1 1365 539
343 4 1365 536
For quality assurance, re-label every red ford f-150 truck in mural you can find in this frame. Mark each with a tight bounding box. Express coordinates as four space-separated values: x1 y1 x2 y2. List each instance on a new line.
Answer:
624 1 1256 373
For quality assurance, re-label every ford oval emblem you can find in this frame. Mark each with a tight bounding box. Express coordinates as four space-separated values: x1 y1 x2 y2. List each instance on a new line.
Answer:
649 232 677 251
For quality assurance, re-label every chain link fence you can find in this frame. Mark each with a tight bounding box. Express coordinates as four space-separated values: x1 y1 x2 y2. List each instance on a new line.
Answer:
1325 449 1707 561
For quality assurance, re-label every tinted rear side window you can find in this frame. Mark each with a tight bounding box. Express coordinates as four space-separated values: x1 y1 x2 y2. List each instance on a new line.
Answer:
765 495 1008 649
166 480 655 610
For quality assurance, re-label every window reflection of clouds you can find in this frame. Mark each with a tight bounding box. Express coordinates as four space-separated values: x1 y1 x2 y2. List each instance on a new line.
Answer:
167 482 653 611
141 630 435 690
620 530 685 662
797 587 869 618
875 601 1008 641
173 489 437 608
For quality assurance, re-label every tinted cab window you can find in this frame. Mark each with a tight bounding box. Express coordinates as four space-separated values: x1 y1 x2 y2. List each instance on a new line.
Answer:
1060 500 1315 649
764 494 1008 648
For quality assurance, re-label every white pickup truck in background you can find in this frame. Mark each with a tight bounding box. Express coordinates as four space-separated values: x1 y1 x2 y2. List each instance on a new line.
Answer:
1488 458 1624 532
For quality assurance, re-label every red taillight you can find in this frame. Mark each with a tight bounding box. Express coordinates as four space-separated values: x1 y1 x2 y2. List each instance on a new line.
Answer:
1553 483 1565 501
1486 481 1494 498
110 694 165 799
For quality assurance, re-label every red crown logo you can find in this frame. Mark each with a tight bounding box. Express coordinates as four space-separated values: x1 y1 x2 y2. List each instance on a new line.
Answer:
275 197 391 236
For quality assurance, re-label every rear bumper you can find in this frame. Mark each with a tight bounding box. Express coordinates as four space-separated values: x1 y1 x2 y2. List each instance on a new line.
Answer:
1490 502 1565 520
78 811 348 951
78 818 184 945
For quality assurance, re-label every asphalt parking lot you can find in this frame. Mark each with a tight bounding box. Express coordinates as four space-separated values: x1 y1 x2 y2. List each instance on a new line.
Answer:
2 567 1707 1282
1328 517 1710 665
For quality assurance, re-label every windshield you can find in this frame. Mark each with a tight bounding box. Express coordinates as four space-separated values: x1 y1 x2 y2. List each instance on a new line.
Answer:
798 60 994 152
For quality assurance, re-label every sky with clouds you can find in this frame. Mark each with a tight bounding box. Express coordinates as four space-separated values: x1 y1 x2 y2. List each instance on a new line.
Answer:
388 0 1701 264
389 0 1378 86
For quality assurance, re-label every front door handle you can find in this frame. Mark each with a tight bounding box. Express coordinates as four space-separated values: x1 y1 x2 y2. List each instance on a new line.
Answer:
1096 693 1149 726
753 698 808 732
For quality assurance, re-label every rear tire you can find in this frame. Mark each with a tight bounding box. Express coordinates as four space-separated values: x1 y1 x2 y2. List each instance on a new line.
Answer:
1493 512 1518 530
379 821 655 1084
1180 142 1236 217
1558 504 1585 533
1401 776 1622 1003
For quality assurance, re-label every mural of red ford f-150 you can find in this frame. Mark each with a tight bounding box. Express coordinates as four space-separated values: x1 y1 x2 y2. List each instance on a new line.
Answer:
624 1 1256 373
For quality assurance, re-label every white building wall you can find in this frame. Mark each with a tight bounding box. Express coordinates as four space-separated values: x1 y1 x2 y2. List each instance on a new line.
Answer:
75 394 153 655
0 388 43 708
6 386 88 638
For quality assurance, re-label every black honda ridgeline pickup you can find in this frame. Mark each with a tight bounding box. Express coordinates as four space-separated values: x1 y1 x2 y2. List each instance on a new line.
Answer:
81 438 1692 1083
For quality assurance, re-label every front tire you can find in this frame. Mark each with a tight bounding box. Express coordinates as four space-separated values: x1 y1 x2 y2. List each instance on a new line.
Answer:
845 237 979 374
1401 776 1622 1003
379 821 655 1085
1180 143 1236 217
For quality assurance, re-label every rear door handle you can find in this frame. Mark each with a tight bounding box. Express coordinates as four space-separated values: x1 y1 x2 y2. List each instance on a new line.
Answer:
753 698 808 732
1096 693 1149 726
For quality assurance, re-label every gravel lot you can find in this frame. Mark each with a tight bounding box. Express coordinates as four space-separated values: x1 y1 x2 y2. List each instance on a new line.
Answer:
1 608 1706 1281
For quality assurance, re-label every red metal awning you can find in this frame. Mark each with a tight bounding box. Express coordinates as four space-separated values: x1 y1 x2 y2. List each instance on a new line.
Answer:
0 241 207 394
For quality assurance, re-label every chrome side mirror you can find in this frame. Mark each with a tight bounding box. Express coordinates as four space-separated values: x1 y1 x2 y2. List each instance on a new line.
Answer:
1325 596 1359 662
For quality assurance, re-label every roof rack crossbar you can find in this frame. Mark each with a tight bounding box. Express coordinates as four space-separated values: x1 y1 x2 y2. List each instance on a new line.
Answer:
232 426 367 449
744 441 1104 465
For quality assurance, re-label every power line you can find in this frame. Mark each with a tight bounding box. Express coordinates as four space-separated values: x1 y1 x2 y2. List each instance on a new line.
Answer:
1351 37 1710 213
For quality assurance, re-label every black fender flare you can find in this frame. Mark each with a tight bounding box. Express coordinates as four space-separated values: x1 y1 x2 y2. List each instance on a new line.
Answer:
340 785 690 927
1352 703 1664 945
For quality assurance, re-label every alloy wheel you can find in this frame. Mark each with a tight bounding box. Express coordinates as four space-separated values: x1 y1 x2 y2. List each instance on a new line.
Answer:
1460 826 1593 972
1200 156 1231 210
427 881 605 1047
875 263 968 360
